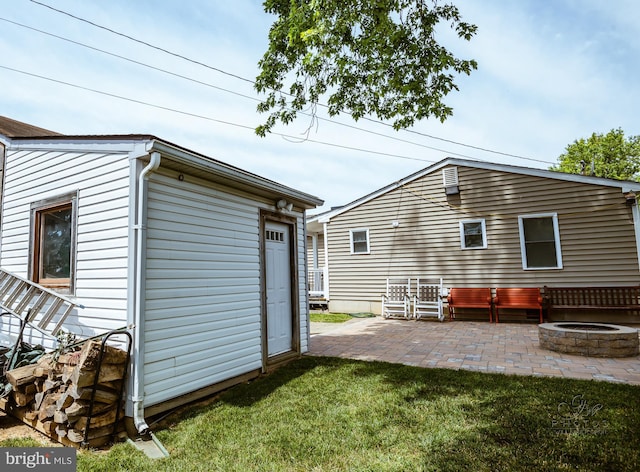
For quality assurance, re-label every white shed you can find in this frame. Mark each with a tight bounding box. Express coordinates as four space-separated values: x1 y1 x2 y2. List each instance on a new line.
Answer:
0 116 323 432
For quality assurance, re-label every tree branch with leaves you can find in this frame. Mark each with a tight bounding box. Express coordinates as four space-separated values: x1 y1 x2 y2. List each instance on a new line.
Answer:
255 0 477 136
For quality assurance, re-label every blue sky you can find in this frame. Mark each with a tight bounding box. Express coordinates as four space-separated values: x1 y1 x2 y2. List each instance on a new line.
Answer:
1 0 639 212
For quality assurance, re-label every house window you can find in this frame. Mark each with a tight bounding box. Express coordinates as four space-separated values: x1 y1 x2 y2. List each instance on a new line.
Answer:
31 193 77 291
518 213 563 270
460 219 487 249
350 229 370 254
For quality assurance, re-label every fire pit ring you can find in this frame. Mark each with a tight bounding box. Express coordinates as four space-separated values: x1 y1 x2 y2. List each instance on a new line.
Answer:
539 322 639 357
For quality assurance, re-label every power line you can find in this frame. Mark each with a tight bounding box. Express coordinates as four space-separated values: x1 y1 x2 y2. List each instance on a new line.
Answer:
360 116 554 164
0 16 482 161
29 0 254 86
29 0 555 166
0 17 259 104
309 118 481 160
0 64 435 163
0 65 252 130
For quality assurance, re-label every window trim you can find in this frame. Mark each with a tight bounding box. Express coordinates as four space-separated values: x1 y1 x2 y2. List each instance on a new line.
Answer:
517 212 563 270
349 228 370 255
29 192 78 293
459 219 487 250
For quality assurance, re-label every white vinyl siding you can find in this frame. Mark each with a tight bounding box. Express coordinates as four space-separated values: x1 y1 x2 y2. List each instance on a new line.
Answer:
0 139 315 413
0 149 131 339
143 171 263 407
306 233 325 269
297 222 309 352
323 165 640 313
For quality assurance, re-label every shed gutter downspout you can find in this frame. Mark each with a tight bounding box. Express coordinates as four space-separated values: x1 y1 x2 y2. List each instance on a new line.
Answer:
132 151 161 435
303 212 310 349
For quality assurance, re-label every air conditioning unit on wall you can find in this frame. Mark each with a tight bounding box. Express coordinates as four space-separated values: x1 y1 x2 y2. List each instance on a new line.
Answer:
442 167 459 195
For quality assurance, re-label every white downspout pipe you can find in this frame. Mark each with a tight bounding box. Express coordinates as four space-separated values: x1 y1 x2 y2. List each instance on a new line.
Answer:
132 151 161 435
311 234 318 270
303 212 311 349
323 222 330 301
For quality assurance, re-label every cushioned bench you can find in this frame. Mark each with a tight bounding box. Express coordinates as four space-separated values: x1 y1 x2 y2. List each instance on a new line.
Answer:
447 288 493 322
544 286 640 318
493 288 543 323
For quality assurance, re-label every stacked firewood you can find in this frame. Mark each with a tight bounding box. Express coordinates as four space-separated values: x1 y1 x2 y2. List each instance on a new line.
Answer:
3 340 128 448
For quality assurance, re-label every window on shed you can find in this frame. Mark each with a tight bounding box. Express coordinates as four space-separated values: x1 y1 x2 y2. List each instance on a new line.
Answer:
30 193 77 292
350 229 370 254
518 213 563 270
460 219 487 249
266 229 285 242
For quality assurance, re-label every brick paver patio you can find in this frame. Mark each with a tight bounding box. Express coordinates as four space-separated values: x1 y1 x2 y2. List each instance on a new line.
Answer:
308 317 640 385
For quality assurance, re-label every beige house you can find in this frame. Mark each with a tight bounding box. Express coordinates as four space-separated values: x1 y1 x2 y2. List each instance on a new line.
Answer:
307 158 640 317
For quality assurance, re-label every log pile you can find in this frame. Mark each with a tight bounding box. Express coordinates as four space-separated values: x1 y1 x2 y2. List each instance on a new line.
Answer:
1 340 129 448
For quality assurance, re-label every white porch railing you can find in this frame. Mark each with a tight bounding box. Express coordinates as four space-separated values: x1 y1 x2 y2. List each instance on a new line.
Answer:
308 267 326 298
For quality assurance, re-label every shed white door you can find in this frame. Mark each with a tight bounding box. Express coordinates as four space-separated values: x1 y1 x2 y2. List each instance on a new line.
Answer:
265 221 293 356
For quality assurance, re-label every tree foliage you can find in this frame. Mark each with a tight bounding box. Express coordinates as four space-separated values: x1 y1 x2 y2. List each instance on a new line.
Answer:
255 0 477 136
550 128 640 181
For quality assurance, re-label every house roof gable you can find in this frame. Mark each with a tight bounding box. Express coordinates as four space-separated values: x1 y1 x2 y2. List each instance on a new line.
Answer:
312 157 640 223
0 115 62 138
3 117 323 209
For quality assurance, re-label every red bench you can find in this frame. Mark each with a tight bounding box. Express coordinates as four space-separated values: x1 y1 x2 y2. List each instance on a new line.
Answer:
447 288 493 322
493 288 543 323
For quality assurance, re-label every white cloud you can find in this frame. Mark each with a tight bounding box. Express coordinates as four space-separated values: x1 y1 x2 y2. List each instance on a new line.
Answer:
1 0 639 213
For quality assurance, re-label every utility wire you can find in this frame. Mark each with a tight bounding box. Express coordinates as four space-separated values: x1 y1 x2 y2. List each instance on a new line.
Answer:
29 0 555 166
360 116 552 164
0 17 258 104
0 16 483 160
29 0 254 86
0 64 435 163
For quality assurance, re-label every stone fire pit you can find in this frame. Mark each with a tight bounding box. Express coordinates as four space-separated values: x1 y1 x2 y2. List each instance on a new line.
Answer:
539 322 639 358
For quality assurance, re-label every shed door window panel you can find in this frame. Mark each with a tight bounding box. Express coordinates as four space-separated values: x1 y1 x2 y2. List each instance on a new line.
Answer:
460 220 486 249
32 199 76 289
266 230 285 242
350 229 370 254
518 214 562 269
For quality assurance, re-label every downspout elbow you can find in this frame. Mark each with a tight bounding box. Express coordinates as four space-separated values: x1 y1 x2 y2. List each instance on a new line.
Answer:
133 401 150 436
140 152 161 182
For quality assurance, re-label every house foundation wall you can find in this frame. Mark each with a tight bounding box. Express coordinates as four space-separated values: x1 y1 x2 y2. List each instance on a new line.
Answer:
329 300 380 315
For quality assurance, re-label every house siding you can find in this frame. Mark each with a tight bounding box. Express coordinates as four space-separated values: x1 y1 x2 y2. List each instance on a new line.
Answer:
0 121 321 420
306 232 326 301
143 171 263 406
306 233 326 269
143 170 310 406
326 165 640 314
0 148 131 341
297 221 309 352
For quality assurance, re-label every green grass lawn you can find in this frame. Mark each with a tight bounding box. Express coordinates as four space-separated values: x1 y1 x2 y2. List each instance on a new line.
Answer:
309 312 353 323
3 356 639 471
